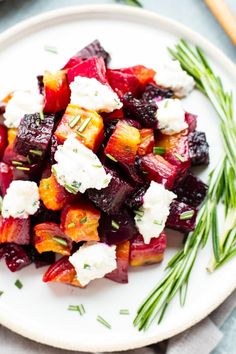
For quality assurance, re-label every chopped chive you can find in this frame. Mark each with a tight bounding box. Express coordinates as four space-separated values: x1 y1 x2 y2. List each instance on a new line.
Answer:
92 164 102 168
68 304 85 316
96 315 111 329
76 131 85 138
67 222 75 229
15 279 23 289
12 160 23 166
134 209 144 218
153 219 162 225
29 149 43 156
26 155 32 164
64 184 78 194
112 220 120 230
119 309 130 315
52 236 67 246
180 210 195 220
44 45 58 54
106 154 118 162
153 147 166 155
83 264 91 270
69 115 81 128
77 117 91 133
36 119 40 127
39 111 44 121
80 216 87 224
174 153 185 162
16 166 30 171
0 291 3 297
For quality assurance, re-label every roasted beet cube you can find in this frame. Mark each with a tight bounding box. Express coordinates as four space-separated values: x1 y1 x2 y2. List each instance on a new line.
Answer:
43 70 70 113
156 130 191 178
67 57 108 85
0 162 13 196
34 222 72 256
103 119 119 144
43 256 83 287
99 208 138 245
88 168 133 215
142 83 173 101
188 131 209 165
54 104 104 151
173 173 208 208
106 241 130 284
126 184 148 210
2 243 32 272
27 246 55 268
75 39 110 66
166 200 197 233
61 200 100 243
31 201 60 226
118 65 155 87
3 143 27 166
14 113 55 160
123 93 158 128
49 135 60 164
121 159 144 185
130 232 167 266
0 216 30 245
185 112 197 132
140 153 178 189
106 69 140 98
138 129 155 156
105 120 140 164
0 125 8 159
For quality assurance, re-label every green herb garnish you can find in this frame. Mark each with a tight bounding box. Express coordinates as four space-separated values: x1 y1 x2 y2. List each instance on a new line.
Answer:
112 220 120 230
16 166 30 171
180 210 195 220
68 304 85 316
120 309 130 315
15 279 23 289
106 154 118 162
52 237 67 246
96 315 111 329
12 160 23 166
77 117 91 133
39 111 44 121
134 209 144 218
44 45 58 54
69 115 81 128
174 153 185 162
29 149 43 156
0 291 3 297
133 39 236 331
67 222 75 229
80 216 87 224
83 264 91 270
153 147 166 155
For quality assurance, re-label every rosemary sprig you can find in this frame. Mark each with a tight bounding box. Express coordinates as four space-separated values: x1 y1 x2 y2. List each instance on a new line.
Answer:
134 39 236 330
116 0 142 7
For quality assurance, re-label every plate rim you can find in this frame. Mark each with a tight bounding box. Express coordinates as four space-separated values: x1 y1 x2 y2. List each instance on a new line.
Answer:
0 4 236 352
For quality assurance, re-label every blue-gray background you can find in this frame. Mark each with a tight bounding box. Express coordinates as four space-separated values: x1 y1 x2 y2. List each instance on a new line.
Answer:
0 1 235 353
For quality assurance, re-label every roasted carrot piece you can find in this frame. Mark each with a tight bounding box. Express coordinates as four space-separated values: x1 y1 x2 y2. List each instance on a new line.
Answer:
106 240 130 284
61 200 100 243
7 128 18 145
138 129 155 156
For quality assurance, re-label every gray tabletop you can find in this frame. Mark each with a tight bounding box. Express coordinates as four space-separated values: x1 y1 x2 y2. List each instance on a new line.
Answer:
0 1 235 354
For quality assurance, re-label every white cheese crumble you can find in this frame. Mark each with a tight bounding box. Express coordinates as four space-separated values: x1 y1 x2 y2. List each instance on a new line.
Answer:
69 242 117 286
156 98 188 135
70 76 122 113
4 90 44 128
52 135 112 194
2 181 40 219
135 181 176 244
154 60 195 98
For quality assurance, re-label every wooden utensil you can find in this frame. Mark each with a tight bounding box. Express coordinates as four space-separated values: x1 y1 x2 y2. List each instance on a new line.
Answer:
205 0 236 45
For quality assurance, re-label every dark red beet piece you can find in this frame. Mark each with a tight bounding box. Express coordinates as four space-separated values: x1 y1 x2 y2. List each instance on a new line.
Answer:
106 69 140 98
142 83 173 101
188 131 209 165
2 144 27 165
185 112 197 132
31 201 60 226
0 216 30 245
140 153 178 189
26 246 55 268
124 119 142 130
14 113 55 161
0 101 6 116
37 75 44 95
166 200 197 233
173 173 208 208
103 119 119 144
126 184 149 210
49 135 60 165
75 39 110 66
87 168 133 215
99 208 138 245
0 125 8 159
123 92 158 128
3 243 32 272
0 162 13 196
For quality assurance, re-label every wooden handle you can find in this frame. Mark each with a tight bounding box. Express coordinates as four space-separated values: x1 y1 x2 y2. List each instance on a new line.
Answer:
205 0 236 45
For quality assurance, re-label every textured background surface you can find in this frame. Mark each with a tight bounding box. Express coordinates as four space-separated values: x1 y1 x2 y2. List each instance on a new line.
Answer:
0 0 235 353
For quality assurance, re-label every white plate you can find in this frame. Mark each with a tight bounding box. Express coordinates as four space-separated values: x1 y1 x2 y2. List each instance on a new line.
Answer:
0 4 236 352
